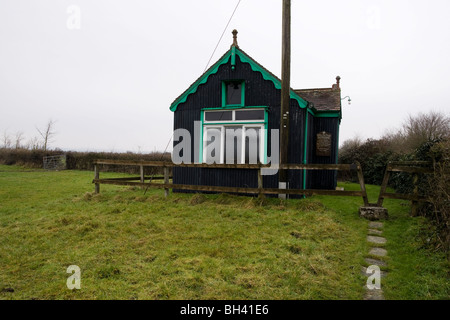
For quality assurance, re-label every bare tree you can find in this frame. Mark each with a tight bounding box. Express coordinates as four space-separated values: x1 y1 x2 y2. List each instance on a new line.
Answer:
339 136 363 155
26 136 41 150
36 119 56 151
2 130 11 149
14 131 24 149
402 111 450 150
381 129 408 153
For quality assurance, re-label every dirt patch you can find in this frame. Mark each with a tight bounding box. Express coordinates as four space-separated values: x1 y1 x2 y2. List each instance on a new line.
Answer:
190 194 206 205
290 231 302 239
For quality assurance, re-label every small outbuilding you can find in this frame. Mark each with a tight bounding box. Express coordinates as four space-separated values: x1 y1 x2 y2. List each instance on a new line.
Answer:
170 30 343 195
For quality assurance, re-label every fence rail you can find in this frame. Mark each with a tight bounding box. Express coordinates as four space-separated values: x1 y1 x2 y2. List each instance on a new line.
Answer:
376 161 446 215
92 160 369 205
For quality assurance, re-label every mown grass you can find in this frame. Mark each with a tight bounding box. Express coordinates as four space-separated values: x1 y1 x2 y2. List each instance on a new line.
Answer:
0 165 448 299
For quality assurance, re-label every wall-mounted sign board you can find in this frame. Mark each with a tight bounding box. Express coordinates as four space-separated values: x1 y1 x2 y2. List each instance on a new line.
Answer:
316 132 332 157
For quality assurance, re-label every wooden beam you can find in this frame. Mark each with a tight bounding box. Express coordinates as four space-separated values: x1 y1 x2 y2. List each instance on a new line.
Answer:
140 165 144 189
389 166 435 174
93 159 268 169
411 173 419 216
279 0 291 192
93 159 358 171
389 161 432 166
97 176 167 181
380 192 428 202
377 166 391 207
93 179 365 197
355 161 369 206
164 166 170 197
94 164 100 194
258 168 264 199
281 163 357 171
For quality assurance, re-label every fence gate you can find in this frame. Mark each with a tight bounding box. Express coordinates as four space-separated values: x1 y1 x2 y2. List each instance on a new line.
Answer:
43 154 67 170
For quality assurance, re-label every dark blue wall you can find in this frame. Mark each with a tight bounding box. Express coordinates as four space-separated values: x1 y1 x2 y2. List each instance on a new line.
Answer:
173 55 338 194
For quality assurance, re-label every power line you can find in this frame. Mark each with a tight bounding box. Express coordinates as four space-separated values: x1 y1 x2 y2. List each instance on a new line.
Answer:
146 1 243 193
203 0 242 73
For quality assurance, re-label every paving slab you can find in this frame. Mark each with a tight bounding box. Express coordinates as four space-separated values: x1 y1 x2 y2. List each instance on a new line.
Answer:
367 235 387 244
365 258 388 267
369 247 388 257
364 289 385 300
368 228 383 235
368 222 384 229
361 266 388 278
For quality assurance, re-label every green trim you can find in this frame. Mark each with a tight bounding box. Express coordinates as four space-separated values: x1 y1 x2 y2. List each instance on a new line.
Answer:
221 82 226 107
235 48 308 109
199 111 204 164
303 111 309 192
170 48 309 112
200 107 268 164
242 81 245 106
202 105 266 111
231 46 236 70
336 120 340 164
170 52 232 112
315 111 341 118
264 109 268 164
202 121 265 126
222 80 245 107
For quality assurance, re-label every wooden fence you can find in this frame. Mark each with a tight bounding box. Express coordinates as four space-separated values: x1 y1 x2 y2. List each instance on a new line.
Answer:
377 161 438 215
92 159 369 205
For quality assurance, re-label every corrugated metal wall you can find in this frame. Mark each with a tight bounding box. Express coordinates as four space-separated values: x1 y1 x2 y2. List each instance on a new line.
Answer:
306 117 339 189
173 54 337 193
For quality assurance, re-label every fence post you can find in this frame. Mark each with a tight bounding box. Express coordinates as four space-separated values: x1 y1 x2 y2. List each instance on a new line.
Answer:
377 163 391 207
94 164 100 194
355 161 369 206
411 173 419 216
258 168 264 199
164 166 170 197
140 165 144 189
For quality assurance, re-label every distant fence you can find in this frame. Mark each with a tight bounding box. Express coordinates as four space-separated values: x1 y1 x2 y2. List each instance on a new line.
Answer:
43 154 66 170
92 159 370 205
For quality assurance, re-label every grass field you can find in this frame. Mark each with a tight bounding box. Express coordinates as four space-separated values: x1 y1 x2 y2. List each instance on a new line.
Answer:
0 165 448 300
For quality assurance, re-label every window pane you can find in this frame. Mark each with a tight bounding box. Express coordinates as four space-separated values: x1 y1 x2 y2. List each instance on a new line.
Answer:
226 83 242 105
224 126 243 164
245 127 261 164
204 111 232 121
205 128 222 163
235 110 265 121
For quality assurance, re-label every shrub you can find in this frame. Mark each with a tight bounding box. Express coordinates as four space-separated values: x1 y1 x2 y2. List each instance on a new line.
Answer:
0 149 171 174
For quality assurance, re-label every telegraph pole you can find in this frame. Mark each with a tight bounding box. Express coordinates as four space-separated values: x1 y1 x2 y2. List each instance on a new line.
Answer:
279 0 291 198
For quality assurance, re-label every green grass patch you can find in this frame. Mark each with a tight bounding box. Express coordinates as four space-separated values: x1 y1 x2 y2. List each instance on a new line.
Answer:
0 165 447 299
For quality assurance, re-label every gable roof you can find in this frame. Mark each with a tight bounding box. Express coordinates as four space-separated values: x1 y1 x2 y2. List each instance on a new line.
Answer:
169 46 342 118
169 47 309 112
295 87 341 112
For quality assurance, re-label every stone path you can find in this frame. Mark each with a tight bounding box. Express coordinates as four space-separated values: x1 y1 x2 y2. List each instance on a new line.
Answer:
363 221 388 300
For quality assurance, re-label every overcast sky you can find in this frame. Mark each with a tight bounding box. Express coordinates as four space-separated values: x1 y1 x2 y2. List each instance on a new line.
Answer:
1 0 449 153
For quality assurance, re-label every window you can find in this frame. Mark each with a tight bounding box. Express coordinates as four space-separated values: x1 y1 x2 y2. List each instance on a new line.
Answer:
223 81 244 106
204 109 264 124
204 111 232 121
235 109 265 120
202 108 266 164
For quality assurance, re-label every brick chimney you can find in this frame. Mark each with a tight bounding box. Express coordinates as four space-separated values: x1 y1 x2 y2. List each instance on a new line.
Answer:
332 76 341 90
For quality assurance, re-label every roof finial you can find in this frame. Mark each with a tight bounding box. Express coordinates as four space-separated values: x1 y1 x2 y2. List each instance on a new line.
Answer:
231 29 239 48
